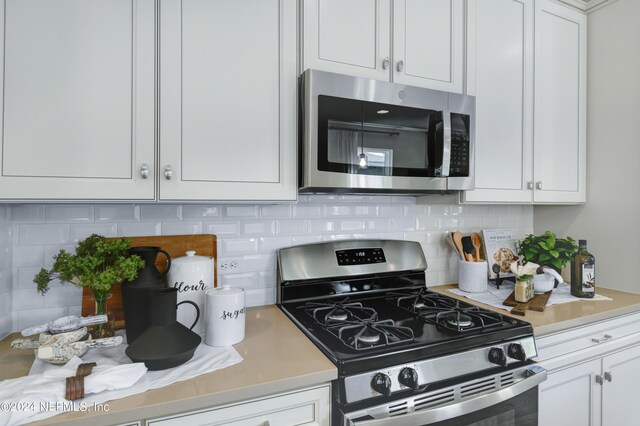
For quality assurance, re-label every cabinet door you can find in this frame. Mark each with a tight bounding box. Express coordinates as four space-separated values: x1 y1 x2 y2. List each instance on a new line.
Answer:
601 345 640 426
533 0 586 203
302 0 391 80
160 0 297 201
538 359 602 426
392 0 464 93
461 0 533 204
0 0 155 200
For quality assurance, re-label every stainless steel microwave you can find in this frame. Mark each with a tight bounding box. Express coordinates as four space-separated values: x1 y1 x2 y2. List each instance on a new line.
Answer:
299 69 475 194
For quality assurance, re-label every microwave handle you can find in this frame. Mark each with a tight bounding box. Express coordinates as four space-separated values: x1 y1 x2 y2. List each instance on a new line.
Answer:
344 366 547 426
441 110 452 177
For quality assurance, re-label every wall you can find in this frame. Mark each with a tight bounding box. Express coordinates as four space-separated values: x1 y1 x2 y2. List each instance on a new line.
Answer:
0 206 12 339
8 194 532 333
534 0 640 294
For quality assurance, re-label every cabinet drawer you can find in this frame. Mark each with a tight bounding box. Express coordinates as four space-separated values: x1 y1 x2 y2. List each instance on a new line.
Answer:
147 385 330 426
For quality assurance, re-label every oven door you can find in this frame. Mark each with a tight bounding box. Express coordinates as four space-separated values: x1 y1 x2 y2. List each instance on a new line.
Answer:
342 364 546 426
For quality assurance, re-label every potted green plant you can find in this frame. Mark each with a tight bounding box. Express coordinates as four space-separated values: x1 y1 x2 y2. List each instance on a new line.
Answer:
517 231 578 273
34 234 145 338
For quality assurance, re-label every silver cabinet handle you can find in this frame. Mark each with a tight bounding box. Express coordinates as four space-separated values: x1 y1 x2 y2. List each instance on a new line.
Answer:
140 163 149 179
604 371 612 382
397 60 404 72
535 181 543 190
527 181 534 190
596 374 603 385
591 334 613 344
164 165 173 180
382 57 390 70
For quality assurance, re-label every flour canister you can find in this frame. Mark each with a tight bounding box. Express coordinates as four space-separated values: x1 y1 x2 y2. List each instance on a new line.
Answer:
167 250 214 336
204 286 245 346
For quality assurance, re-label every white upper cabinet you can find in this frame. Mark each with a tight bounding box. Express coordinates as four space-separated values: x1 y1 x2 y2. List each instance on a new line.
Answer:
533 0 587 204
0 0 155 200
302 0 464 93
462 0 586 204
159 0 297 201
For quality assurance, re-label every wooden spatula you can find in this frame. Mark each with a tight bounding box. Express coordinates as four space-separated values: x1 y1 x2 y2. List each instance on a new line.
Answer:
471 233 482 262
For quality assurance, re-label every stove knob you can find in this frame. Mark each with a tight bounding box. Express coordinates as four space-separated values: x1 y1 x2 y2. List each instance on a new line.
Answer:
488 347 508 367
507 343 528 362
371 373 392 397
398 367 420 390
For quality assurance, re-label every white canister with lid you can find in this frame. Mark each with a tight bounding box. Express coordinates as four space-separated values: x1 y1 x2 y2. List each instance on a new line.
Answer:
204 286 245 346
167 250 214 336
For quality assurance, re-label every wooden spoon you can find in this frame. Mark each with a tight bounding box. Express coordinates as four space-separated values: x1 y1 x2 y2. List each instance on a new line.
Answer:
452 231 465 260
471 233 483 262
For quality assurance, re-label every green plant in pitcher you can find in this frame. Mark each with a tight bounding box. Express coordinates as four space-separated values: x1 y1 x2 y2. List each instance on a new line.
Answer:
517 231 578 271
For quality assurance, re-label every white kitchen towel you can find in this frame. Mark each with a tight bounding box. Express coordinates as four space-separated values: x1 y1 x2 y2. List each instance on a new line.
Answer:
448 281 612 312
0 342 243 426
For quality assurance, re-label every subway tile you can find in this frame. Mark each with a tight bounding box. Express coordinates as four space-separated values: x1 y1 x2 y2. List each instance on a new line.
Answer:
482 216 500 228
223 205 259 219
380 205 406 217
13 246 44 268
380 232 405 240
354 205 379 216
10 205 45 223
338 195 366 202
117 222 161 237
366 219 391 232
95 204 139 222
245 288 276 307
0 293 8 317
204 221 240 236
0 225 12 247
162 221 203 235
182 205 221 220
258 271 276 289
323 234 354 241
44 245 75 267
19 224 69 245
140 205 181 221
406 204 429 216
392 196 415 204
291 235 323 245
242 221 276 236
307 194 339 203
276 220 307 236
13 288 45 310
499 216 517 228
260 205 292 219
42 286 82 308
0 247 10 270
325 205 352 217
258 236 292 253
69 223 118 243
16 267 42 289
340 220 365 232
0 270 11 292
416 217 439 231
45 204 93 222
428 205 450 216
466 205 491 215
391 217 417 232
68 305 82 317
308 220 338 234
244 254 275 273
490 206 510 215
221 238 258 256
0 206 7 223
292 204 323 219
220 272 259 290
449 205 464 216
17 307 68 331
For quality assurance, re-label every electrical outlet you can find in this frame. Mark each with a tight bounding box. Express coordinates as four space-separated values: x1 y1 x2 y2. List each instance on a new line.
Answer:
219 259 242 273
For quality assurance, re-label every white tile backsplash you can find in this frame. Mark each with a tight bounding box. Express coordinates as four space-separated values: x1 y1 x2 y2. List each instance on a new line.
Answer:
3 196 533 333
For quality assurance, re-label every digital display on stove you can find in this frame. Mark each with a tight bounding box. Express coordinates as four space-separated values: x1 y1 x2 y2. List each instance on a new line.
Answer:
336 248 386 265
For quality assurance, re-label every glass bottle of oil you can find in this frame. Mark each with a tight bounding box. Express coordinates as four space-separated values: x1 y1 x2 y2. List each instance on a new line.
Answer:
571 240 595 298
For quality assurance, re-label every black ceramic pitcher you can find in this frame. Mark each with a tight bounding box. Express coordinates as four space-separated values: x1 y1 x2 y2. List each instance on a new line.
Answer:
125 287 201 370
121 246 172 344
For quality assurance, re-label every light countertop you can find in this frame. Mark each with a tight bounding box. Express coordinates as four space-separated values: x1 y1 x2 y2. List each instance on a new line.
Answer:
0 305 337 425
430 284 640 336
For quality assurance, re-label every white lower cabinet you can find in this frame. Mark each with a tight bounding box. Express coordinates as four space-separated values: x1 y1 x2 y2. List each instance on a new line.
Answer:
536 313 640 426
146 384 331 426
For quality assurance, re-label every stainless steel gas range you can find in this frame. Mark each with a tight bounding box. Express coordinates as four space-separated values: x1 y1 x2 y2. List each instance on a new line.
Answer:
277 239 547 425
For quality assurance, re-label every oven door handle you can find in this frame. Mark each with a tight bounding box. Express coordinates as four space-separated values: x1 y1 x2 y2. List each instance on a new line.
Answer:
344 366 547 426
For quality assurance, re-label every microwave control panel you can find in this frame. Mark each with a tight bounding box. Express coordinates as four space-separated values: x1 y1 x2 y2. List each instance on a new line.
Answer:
449 113 470 177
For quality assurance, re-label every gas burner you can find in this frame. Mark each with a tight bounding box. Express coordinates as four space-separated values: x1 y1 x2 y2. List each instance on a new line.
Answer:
330 319 415 350
388 288 457 313
444 312 473 328
304 299 377 326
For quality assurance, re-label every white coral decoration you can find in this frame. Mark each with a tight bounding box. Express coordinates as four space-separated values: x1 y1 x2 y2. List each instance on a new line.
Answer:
510 260 539 278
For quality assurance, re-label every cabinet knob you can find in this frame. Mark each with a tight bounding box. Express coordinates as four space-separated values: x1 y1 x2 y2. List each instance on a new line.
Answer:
535 181 543 190
397 60 404 72
164 165 173 180
527 181 534 190
604 371 612 382
140 164 149 179
382 57 390 70
596 375 603 385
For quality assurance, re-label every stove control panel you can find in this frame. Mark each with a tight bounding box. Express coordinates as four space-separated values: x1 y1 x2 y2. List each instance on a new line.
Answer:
336 248 386 265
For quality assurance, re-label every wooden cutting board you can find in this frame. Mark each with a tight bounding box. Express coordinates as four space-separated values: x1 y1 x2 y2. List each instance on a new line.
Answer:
81 234 217 330
503 290 552 316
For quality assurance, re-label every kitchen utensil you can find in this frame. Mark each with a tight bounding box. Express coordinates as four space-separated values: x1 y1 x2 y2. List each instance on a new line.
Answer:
452 231 465 260
11 327 88 350
37 336 123 361
461 236 475 262
533 273 555 293
204 286 245 346
126 287 201 370
21 315 107 337
168 250 215 336
458 260 488 293
503 290 553 316
471 233 482 262
121 246 171 344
